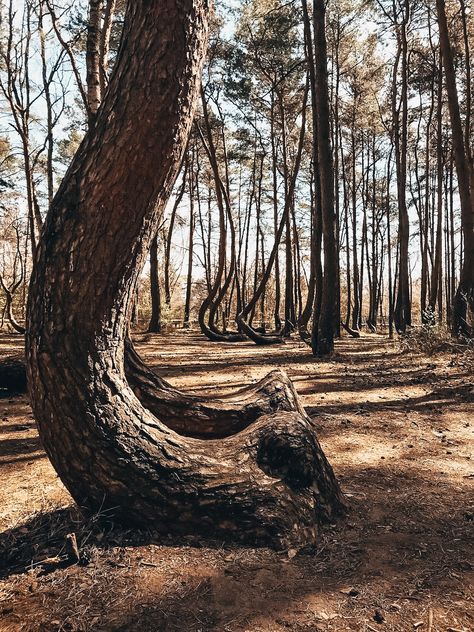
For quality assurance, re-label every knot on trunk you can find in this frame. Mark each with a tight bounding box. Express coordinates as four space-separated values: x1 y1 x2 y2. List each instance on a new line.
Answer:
256 417 319 491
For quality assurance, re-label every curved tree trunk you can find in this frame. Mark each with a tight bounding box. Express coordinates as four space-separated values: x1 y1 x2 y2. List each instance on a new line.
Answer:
237 83 309 346
196 91 247 342
125 340 304 439
196 93 246 343
26 0 343 548
4 291 26 335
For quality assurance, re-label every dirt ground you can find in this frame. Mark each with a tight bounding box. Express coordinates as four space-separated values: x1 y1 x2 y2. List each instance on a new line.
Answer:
0 330 473 632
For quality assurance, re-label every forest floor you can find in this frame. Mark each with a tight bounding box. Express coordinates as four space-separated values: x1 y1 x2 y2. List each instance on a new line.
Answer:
0 330 473 632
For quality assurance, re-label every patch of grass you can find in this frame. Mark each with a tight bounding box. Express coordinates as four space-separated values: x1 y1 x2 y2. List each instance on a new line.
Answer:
399 323 473 368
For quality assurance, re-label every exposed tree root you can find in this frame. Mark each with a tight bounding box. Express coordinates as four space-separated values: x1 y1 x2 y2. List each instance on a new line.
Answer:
236 316 286 346
340 321 361 338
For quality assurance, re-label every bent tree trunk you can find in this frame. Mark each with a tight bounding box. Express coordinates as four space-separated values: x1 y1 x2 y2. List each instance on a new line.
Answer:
26 0 344 548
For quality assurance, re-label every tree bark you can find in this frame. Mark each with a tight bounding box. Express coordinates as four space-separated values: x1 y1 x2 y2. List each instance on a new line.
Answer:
26 0 343 548
300 0 322 342
86 0 102 123
436 0 474 336
148 235 162 333
311 0 338 356
392 4 412 333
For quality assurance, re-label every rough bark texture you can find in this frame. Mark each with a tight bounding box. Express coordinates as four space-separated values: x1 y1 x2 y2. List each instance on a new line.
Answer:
125 341 305 439
26 0 344 548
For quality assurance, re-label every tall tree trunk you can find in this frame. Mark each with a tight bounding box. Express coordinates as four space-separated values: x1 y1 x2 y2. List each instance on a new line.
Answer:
351 111 360 332
386 151 394 339
148 235 162 333
26 0 344 546
300 0 322 341
436 0 474 335
311 0 338 356
270 94 282 331
393 5 411 333
429 60 444 317
86 0 102 124
183 151 196 328
164 161 188 307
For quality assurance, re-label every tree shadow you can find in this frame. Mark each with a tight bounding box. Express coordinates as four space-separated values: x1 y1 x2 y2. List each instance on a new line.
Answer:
306 379 473 418
0 436 42 461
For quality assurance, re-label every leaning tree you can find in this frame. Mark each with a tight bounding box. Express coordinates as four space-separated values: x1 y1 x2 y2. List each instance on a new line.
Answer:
26 0 344 548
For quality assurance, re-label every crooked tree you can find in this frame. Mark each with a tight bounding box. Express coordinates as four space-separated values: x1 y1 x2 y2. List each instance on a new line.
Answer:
26 0 343 547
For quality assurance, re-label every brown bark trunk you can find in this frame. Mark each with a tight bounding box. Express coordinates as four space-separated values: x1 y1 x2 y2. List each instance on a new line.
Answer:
393 6 411 333
311 0 338 356
299 1 322 342
436 0 474 335
148 236 162 333
26 0 343 548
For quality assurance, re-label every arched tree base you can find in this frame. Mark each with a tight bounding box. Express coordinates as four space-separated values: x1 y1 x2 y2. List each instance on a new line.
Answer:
341 322 361 338
73 401 345 549
126 340 305 438
198 310 248 343
237 316 286 346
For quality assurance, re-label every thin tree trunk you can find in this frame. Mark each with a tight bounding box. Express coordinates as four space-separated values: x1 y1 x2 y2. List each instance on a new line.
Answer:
99 0 117 95
429 60 444 317
311 0 337 356
86 0 102 123
148 235 162 333
393 4 411 333
436 0 474 335
183 151 196 328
